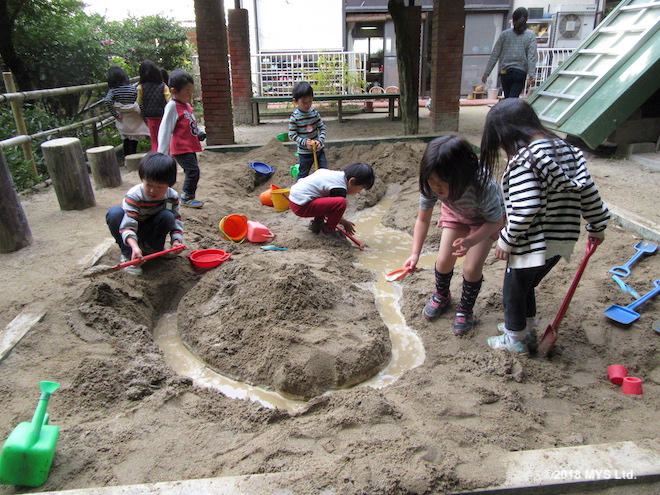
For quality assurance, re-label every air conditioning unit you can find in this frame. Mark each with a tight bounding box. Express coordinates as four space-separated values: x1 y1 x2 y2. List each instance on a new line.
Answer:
551 6 597 48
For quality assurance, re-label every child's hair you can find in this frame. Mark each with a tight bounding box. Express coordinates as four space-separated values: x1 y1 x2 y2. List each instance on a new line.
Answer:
168 69 194 92
292 81 314 100
512 7 528 35
159 67 169 86
344 162 375 189
107 66 129 88
480 98 557 171
138 152 177 186
139 60 162 84
419 135 485 202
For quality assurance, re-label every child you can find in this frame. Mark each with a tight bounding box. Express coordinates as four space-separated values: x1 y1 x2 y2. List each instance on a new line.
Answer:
288 81 327 179
106 152 184 276
158 69 206 208
403 136 505 335
137 59 170 151
480 98 609 354
289 162 375 241
105 66 149 158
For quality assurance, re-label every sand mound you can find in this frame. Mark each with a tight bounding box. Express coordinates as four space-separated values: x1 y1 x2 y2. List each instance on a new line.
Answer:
178 257 392 398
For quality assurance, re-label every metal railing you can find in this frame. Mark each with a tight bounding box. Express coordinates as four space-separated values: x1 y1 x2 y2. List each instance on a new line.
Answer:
253 51 368 96
524 47 575 96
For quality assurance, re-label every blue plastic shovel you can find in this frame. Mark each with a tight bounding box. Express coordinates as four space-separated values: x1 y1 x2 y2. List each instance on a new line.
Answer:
609 241 657 277
604 280 660 324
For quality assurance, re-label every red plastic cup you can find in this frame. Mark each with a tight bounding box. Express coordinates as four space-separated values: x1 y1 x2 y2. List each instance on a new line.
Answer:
621 376 643 395
607 364 628 385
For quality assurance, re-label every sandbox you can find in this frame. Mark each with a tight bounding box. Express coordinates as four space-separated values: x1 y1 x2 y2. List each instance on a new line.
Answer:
0 136 658 494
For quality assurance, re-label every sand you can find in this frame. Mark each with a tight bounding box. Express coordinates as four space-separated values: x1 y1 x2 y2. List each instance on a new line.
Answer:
0 106 658 494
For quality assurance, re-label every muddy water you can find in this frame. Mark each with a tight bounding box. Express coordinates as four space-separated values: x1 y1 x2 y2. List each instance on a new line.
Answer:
153 196 448 412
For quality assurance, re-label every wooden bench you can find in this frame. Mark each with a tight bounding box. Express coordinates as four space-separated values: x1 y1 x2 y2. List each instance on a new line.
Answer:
250 93 400 124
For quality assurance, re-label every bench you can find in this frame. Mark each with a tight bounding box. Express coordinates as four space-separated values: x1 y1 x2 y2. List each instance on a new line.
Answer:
250 93 400 124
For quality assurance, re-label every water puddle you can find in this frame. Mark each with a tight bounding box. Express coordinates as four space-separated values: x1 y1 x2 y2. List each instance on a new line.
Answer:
153 195 442 412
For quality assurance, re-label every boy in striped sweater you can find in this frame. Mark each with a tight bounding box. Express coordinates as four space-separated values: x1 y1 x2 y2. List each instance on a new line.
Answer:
480 99 609 354
289 81 327 179
106 152 184 276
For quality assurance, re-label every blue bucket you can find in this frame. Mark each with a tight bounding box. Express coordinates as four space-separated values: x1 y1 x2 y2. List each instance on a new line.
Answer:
249 161 275 175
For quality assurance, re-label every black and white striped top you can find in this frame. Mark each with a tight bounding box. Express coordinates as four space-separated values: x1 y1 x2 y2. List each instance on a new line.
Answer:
498 138 609 268
105 85 138 118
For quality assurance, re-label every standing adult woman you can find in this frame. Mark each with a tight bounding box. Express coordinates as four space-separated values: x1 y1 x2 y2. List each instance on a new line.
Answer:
482 7 537 98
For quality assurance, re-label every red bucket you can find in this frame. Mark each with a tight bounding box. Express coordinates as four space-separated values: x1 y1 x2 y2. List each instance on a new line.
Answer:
188 249 231 269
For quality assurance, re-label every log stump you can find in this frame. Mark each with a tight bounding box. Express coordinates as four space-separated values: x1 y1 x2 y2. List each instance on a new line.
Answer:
86 145 122 189
0 150 32 252
41 138 95 211
125 153 147 173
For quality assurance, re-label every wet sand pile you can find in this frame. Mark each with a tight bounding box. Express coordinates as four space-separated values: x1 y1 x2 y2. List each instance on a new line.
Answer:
0 132 658 494
178 259 391 398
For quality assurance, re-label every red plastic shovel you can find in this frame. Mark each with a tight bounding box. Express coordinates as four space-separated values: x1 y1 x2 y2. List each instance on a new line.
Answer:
538 238 598 357
385 267 411 282
336 226 365 251
83 245 186 278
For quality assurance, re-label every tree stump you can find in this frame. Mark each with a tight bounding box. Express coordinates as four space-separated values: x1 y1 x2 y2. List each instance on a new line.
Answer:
125 153 147 173
40 137 96 211
0 149 32 252
86 145 122 189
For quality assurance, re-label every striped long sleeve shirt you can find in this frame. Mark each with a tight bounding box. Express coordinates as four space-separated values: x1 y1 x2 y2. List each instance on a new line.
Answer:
288 108 326 155
498 138 609 269
105 85 139 119
119 184 184 245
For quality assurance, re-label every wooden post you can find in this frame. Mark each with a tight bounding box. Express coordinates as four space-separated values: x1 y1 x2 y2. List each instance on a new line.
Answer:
0 149 32 252
2 72 38 177
40 137 96 210
124 153 147 173
86 145 122 189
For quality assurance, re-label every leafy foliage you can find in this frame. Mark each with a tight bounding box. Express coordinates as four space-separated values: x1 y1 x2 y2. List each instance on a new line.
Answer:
101 15 193 75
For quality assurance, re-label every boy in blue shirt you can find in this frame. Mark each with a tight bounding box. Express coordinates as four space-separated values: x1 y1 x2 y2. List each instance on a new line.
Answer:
288 81 327 179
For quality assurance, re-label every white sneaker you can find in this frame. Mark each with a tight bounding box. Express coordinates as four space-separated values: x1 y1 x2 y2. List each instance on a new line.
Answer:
120 255 143 276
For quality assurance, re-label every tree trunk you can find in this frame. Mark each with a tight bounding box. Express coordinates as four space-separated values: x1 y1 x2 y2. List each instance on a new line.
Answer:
0 149 32 253
40 137 96 211
388 0 421 135
86 145 122 189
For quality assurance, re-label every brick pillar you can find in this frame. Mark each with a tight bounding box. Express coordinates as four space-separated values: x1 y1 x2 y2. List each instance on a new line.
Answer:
430 0 464 132
194 0 235 145
228 9 253 124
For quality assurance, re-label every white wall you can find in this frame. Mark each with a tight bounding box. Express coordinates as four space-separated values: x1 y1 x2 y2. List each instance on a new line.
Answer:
252 0 343 52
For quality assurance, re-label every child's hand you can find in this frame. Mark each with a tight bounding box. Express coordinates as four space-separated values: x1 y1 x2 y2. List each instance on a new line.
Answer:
451 237 474 257
314 140 323 150
172 239 183 248
305 138 314 149
131 247 144 264
339 219 355 235
404 255 419 272
494 245 509 261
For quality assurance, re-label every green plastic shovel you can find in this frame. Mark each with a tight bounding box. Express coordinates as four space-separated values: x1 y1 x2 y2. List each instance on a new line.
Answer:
0 381 60 487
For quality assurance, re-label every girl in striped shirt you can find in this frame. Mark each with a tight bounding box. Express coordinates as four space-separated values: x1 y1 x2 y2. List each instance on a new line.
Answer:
105 66 148 158
480 98 609 354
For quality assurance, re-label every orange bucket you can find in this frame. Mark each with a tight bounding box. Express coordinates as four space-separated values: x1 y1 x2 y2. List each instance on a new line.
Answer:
219 214 248 242
271 188 290 212
259 184 279 207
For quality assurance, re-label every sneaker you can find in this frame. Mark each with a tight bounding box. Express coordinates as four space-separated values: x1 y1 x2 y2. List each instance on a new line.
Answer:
319 228 346 242
497 323 537 352
487 333 529 355
452 310 474 336
120 255 142 276
308 219 323 234
423 291 451 321
181 198 204 208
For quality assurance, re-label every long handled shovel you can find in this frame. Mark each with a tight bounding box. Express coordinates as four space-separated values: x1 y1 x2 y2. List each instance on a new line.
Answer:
312 141 319 171
336 225 365 251
0 381 60 487
83 245 186 278
538 238 598 357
